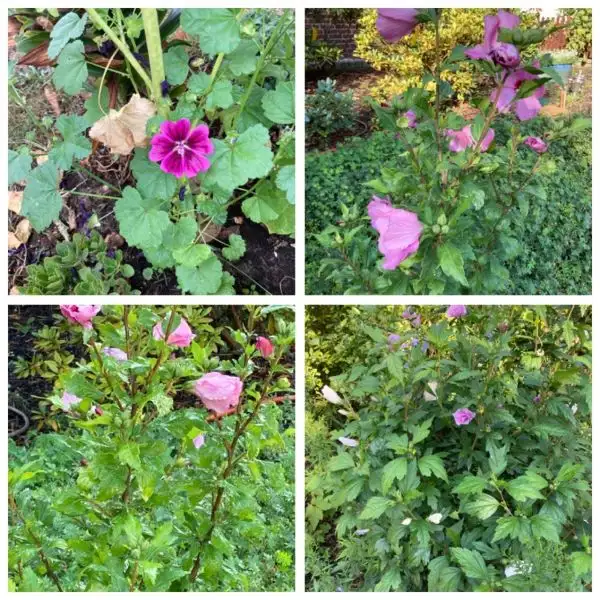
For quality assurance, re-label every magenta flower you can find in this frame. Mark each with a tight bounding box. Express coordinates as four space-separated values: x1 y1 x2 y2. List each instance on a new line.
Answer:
368 196 423 270
194 372 243 417
492 67 545 121
524 136 548 154
533 395 541 404
62 392 81 411
376 9 419 42
453 408 476 425
405 110 417 128
465 11 520 67
446 126 494 153
193 434 205 449
60 305 101 329
103 347 128 361
447 305 467 318
256 336 274 358
153 317 195 348
149 118 214 179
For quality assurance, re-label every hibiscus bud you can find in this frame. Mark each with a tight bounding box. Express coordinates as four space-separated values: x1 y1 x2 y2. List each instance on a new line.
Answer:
437 214 447 226
95 406 104 416
432 224 441 234
80 458 88 467
498 322 509 333
255 336 274 358
441 225 449 234
491 42 520 68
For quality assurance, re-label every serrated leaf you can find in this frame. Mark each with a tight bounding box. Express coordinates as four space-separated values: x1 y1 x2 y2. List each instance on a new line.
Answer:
262 81 294 124
410 417 433 444
453 475 488 495
222 234 246 261
328 453 354 472
115 186 170 249
428 556 461 592
276 165 295 204
173 244 212 267
47 12 87 59
52 40 87 96
374 569 402 592
188 72 211 95
21 161 62 231
438 243 469 287
225 39 258 76
359 496 394 520
242 180 294 235
506 472 547 502
118 442 141 471
175 254 223 295
492 515 531 543
571 551 592 577
206 80 233 110
487 440 508 476
181 8 241 55
450 548 488 580
464 493 500 520
381 457 407 495
418 454 448 482
130 148 178 200
48 114 92 169
8 148 32 185
164 46 189 86
530 514 560 542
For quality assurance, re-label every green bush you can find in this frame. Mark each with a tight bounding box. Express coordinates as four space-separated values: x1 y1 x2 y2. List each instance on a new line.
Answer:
305 116 591 295
561 9 592 58
306 305 592 592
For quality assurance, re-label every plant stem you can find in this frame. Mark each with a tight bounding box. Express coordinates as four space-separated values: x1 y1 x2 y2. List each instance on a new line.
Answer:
116 8 140 96
86 9 154 98
72 164 122 193
141 8 169 116
66 190 121 201
90 341 125 411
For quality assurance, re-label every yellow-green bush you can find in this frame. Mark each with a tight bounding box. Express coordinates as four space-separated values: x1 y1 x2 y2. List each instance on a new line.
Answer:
354 8 539 102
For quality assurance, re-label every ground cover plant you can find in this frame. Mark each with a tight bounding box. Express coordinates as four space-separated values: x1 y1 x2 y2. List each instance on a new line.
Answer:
8 8 295 295
305 9 591 295
8 304 295 591
306 304 591 592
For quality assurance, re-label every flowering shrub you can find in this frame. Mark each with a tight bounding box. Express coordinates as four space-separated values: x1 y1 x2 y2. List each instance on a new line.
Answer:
306 305 591 592
9 305 295 591
317 9 590 294
9 9 295 295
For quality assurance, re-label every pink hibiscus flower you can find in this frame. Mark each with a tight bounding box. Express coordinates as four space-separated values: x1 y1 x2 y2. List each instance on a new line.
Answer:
523 136 548 153
376 9 419 42
153 317 195 347
193 372 243 417
453 408 476 425
60 305 101 329
368 196 423 270
446 126 494 152
149 118 214 179
465 11 520 68
255 336 274 358
491 67 545 121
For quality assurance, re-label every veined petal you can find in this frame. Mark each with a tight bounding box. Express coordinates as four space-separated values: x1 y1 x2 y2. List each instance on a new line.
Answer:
160 150 186 178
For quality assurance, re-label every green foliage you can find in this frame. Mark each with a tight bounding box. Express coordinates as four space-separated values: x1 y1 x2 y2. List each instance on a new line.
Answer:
9 306 295 591
52 40 88 96
21 231 136 295
306 79 357 146
306 305 592 592
305 40 343 70
561 9 592 58
21 161 63 232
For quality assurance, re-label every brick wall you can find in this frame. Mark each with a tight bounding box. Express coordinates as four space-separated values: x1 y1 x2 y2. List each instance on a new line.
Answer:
540 15 570 51
305 12 359 58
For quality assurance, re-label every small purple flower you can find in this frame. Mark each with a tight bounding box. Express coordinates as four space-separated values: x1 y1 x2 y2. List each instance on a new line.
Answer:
421 341 429 353
193 434 205 449
411 337 419 347
402 309 414 319
149 119 214 179
405 110 417 128
447 305 467 318
103 347 127 361
388 334 401 348
411 314 421 327
160 80 170 97
62 392 81 411
178 186 186 201
338 437 359 447
533 395 541 404
453 408 476 426
98 40 116 57
132 52 150 68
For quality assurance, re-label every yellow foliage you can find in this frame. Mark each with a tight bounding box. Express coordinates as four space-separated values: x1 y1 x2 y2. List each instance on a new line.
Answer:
354 8 541 102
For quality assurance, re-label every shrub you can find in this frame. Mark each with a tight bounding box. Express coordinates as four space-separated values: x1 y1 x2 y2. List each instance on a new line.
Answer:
8 305 295 591
306 41 343 70
306 305 592 592
354 9 540 102
305 79 356 146
561 9 592 59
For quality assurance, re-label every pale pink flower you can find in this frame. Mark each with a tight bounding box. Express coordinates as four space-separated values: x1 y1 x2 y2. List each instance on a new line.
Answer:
447 305 467 318
153 317 195 347
255 336 274 358
368 196 423 270
523 136 548 154
62 392 81 410
193 434 205 449
465 11 520 67
60 305 101 329
376 9 419 42
447 126 494 152
453 408 476 425
492 67 545 121
103 347 128 361
194 372 243 416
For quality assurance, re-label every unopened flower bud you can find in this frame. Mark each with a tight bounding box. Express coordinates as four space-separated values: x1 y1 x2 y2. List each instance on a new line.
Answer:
441 225 449 234
432 224 441 234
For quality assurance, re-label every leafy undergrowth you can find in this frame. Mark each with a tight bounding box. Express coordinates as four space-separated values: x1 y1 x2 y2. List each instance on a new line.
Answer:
9 305 295 591
306 305 591 592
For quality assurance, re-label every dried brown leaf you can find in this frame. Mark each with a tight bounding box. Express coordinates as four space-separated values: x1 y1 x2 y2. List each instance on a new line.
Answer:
18 41 55 67
8 232 22 249
8 191 23 214
44 86 61 116
15 219 32 243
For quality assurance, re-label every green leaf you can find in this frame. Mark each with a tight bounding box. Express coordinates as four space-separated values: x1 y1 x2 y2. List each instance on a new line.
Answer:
118 442 141 471
48 115 92 170
262 81 295 124
438 243 469 287
162 217 198 251
328 453 354 472
8 148 32 185
242 180 294 235
428 556 461 592
130 149 178 200
571 551 592 577
487 440 508 475
222 234 246 261
359 496 394 520
175 254 223 295
83 86 110 125
418 454 448 482
181 8 241 55
450 548 488 580
115 187 170 249
374 569 402 592
410 417 433 444
464 494 500 520
492 516 531 543
226 39 259 76
530 514 560 542
52 40 88 96
453 475 488 495
188 72 211 95
204 124 273 193
381 457 407 494
21 161 62 231
206 80 234 110
172 244 213 267
276 165 295 204
506 472 547 502
164 46 189 86
47 12 87 59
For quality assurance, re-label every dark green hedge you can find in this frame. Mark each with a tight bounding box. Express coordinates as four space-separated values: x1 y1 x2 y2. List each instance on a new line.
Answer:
305 116 591 295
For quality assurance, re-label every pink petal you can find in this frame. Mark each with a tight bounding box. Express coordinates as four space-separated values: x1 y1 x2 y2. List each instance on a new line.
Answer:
376 9 419 42
172 118 191 141
465 44 490 60
497 10 520 29
182 149 211 177
515 96 542 121
483 14 500 53
160 150 186 178
149 135 174 161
